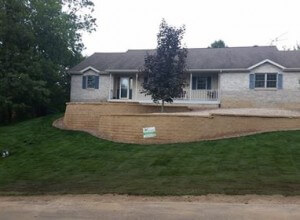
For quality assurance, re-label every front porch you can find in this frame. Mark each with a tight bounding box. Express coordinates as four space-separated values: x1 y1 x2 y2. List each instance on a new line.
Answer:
108 72 220 104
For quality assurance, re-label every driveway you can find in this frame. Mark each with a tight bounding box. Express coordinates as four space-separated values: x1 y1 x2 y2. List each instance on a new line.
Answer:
0 194 300 220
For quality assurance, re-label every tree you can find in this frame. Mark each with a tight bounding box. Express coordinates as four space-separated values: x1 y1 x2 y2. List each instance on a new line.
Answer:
209 40 227 48
141 20 187 112
293 44 300 50
0 0 96 123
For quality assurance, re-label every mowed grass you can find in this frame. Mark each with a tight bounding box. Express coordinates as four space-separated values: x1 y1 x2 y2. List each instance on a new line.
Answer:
0 114 299 196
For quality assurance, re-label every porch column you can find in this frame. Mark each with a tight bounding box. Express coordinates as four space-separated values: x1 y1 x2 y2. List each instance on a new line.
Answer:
189 73 192 100
218 72 220 101
109 73 112 100
135 73 138 100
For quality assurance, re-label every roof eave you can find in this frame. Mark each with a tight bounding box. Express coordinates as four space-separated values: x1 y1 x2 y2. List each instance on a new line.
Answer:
105 68 250 73
188 68 249 73
70 68 252 74
105 69 140 73
283 68 300 72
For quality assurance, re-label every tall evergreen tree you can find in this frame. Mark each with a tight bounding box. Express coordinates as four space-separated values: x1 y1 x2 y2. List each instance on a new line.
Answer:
0 0 96 123
142 19 187 112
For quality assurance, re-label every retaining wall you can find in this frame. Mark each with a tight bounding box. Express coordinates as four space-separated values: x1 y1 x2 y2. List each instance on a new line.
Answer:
63 103 300 144
97 114 300 144
63 102 190 131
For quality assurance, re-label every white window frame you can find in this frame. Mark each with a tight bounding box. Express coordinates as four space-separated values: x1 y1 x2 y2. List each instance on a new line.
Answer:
254 73 278 89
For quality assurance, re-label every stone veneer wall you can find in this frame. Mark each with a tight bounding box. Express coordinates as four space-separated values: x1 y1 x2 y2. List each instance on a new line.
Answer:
97 114 300 144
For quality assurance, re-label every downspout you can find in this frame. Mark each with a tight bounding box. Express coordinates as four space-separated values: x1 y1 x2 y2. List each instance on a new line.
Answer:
218 69 222 108
135 73 138 101
189 72 192 100
109 73 112 100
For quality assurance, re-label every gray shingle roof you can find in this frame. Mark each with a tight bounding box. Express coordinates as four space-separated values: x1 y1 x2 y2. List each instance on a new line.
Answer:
69 46 300 73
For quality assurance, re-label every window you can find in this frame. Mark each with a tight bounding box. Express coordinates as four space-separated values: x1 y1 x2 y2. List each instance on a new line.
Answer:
197 77 207 89
255 74 265 88
82 75 99 89
192 76 212 90
255 73 277 88
87 75 96 88
267 74 277 88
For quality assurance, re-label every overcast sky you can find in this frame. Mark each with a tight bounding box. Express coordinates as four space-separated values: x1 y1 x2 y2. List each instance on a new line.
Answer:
82 0 300 55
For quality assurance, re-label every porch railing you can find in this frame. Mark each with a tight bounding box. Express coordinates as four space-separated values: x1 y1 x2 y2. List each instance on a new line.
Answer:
191 89 219 101
175 89 219 101
109 89 219 102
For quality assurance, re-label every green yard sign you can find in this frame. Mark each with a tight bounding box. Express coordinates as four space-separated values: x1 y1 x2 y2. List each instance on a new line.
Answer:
143 127 156 138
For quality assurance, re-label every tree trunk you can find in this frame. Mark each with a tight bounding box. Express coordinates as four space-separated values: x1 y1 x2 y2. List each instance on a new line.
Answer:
161 100 165 112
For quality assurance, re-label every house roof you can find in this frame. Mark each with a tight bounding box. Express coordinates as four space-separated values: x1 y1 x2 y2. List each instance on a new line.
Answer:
69 46 300 73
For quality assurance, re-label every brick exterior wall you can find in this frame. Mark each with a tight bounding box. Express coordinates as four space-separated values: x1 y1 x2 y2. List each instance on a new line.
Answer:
220 64 300 109
97 114 300 144
70 70 110 102
70 63 300 108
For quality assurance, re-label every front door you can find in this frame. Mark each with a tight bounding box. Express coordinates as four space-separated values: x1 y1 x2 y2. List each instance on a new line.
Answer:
120 77 129 99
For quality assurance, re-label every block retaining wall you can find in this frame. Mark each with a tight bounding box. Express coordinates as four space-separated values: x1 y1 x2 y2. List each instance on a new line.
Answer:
63 102 190 131
97 114 300 144
63 103 300 144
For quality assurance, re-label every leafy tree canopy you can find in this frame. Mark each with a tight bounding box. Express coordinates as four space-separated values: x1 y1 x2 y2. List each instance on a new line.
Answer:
141 19 187 112
209 40 227 48
0 0 96 123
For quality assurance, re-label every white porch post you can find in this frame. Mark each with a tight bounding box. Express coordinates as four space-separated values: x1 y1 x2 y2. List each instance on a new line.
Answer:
109 73 112 100
189 73 192 100
135 73 138 101
218 72 220 101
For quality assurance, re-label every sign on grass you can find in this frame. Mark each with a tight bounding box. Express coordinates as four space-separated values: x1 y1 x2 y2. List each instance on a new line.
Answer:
143 127 156 138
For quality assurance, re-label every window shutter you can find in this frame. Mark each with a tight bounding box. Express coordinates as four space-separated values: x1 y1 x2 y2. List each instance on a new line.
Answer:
207 77 212 90
277 73 283 89
192 76 197 90
95 75 99 89
249 74 255 89
82 76 87 89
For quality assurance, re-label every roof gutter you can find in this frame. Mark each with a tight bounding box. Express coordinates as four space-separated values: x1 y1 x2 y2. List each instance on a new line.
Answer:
105 68 250 73
68 70 81 74
68 70 107 75
283 68 300 72
187 68 249 73
69 68 252 75
105 69 140 73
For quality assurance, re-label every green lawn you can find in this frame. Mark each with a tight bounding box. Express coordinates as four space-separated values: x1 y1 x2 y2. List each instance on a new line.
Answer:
0 114 299 196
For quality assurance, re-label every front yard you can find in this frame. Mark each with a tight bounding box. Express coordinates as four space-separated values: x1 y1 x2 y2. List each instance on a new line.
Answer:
0 115 299 195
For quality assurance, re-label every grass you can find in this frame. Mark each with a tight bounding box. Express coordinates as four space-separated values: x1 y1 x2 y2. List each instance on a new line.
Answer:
0 114 299 196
